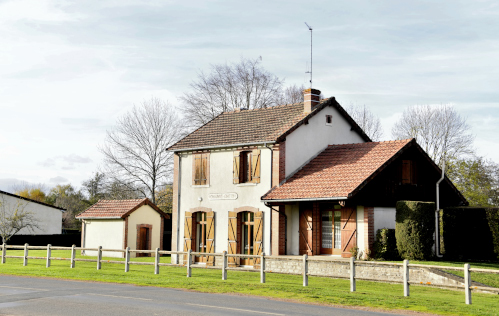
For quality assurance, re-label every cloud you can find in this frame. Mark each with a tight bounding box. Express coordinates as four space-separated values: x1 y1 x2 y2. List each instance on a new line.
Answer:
0 0 78 24
38 154 92 168
49 176 68 183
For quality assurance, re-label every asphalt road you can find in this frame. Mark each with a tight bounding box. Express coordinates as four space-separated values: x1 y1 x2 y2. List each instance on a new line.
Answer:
0 275 399 316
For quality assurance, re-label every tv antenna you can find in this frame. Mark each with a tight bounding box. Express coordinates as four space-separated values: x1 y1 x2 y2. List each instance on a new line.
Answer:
305 22 313 88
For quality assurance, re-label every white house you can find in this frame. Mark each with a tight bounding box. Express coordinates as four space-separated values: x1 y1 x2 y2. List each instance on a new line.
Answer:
0 189 64 237
168 88 466 266
76 198 170 258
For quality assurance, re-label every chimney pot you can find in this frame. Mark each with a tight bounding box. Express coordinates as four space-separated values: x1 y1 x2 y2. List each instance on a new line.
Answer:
303 88 321 113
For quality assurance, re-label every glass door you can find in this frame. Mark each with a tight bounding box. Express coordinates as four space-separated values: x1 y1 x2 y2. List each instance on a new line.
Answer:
241 212 254 265
195 212 207 262
321 209 342 255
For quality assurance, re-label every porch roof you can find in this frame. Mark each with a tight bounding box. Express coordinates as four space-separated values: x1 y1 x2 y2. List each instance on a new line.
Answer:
262 139 413 201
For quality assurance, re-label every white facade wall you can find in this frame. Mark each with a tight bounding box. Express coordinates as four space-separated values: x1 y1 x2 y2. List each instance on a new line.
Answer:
0 193 62 235
83 219 124 258
285 204 300 255
373 207 397 234
285 106 365 177
127 205 162 258
356 206 365 255
175 146 272 262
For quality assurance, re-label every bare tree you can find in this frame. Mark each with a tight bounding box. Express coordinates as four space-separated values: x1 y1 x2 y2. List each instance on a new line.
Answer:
280 84 305 105
99 98 184 204
392 104 474 166
0 195 39 244
180 57 284 129
346 104 384 141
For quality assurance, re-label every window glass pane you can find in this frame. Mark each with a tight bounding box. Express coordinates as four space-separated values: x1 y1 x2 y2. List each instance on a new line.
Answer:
243 224 248 254
250 212 254 222
249 225 254 254
334 211 341 249
321 211 332 249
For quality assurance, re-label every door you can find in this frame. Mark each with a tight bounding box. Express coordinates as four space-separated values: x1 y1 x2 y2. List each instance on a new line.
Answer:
195 212 207 263
320 209 342 255
137 227 150 257
341 208 357 258
299 209 313 255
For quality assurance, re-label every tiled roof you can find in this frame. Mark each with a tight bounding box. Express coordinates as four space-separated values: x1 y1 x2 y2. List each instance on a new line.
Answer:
262 139 413 201
76 198 168 219
169 98 371 151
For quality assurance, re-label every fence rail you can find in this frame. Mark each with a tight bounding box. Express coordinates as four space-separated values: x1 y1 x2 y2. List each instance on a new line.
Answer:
1 243 498 305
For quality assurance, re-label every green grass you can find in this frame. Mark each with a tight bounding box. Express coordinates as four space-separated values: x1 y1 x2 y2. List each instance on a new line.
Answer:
1 250 498 316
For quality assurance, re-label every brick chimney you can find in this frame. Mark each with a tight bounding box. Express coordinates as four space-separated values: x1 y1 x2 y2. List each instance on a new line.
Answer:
303 88 321 113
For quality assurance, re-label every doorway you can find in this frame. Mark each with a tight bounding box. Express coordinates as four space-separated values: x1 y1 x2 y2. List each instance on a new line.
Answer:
240 211 254 265
320 210 342 255
137 226 150 257
195 212 207 263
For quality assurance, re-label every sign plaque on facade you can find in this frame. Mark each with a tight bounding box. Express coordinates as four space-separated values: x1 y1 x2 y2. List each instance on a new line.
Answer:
208 193 238 200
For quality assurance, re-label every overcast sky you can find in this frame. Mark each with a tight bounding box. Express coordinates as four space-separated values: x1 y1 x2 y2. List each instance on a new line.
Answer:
1 0 498 193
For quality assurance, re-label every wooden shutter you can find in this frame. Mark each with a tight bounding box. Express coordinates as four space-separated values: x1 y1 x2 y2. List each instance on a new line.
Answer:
341 208 357 258
299 209 313 255
228 211 238 266
206 211 215 265
253 211 263 266
233 152 240 184
251 149 261 183
183 212 193 264
402 160 412 184
201 154 208 185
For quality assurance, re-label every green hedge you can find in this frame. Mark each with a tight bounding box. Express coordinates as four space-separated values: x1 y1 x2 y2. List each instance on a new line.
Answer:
395 201 435 260
442 207 498 261
373 228 399 260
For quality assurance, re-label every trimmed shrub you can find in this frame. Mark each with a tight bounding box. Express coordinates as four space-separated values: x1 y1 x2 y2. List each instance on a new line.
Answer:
442 207 496 261
373 228 399 260
395 201 435 260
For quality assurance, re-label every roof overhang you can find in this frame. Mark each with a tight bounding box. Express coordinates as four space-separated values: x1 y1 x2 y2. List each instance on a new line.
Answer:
263 196 348 203
170 141 276 153
77 217 123 220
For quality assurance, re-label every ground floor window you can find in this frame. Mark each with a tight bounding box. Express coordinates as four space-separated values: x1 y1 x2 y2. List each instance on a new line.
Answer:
228 208 263 267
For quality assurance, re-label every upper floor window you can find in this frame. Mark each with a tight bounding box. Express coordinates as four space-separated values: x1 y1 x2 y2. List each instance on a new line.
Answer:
325 115 333 125
233 149 261 184
193 153 210 185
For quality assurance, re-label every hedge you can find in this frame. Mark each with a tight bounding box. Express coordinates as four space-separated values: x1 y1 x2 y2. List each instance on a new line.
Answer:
442 207 498 261
395 201 435 260
373 228 399 260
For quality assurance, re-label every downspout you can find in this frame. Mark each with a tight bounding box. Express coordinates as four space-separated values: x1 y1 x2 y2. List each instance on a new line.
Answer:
175 154 182 264
435 162 445 258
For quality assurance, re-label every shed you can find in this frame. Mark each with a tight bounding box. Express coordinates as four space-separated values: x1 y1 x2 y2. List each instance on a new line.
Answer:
76 198 170 258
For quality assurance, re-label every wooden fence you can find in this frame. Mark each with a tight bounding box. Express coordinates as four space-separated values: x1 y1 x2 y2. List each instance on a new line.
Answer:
2 243 498 305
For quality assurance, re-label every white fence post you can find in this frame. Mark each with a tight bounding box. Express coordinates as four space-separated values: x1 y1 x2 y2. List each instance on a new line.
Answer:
303 254 308 287
1 243 5 264
186 249 192 277
350 257 356 292
70 245 76 268
154 248 160 275
125 247 130 272
403 259 410 297
46 244 51 268
97 246 102 270
260 252 266 284
23 243 28 266
464 263 471 305
222 251 227 280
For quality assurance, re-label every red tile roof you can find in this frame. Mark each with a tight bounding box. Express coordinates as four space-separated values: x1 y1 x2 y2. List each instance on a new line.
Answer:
169 98 371 151
262 139 413 201
76 198 168 219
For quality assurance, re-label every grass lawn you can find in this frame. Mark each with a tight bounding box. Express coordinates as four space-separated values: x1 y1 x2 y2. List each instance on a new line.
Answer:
1 250 498 316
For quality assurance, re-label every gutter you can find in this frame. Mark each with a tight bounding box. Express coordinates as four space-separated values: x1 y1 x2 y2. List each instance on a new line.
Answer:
263 196 348 203
435 162 445 258
170 141 275 153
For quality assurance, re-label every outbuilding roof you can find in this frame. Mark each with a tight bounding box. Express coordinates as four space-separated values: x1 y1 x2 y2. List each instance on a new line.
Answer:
0 189 65 212
262 139 414 201
168 97 371 151
76 198 169 219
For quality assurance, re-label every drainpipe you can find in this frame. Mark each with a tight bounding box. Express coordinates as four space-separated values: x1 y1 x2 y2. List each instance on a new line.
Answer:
175 154 182 264
435 162 445 258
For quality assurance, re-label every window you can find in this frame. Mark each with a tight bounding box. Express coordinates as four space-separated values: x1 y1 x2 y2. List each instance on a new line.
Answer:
233 149 260 184
193 153 209 185
402 160 413 184
325 115 332 125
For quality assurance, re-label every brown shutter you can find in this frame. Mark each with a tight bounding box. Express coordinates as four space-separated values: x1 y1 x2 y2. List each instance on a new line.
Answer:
402 160 412 184
228 211 238 266
193 155 201 185
183 212 193 263
341 208 357 258
201 154 208 185
251 149 261 183
206 211 215 265
253 211 263 266
299 208 314 255
233 151 240 184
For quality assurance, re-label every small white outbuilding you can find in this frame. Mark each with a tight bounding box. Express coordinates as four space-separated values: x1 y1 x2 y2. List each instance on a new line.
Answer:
76 198 169 258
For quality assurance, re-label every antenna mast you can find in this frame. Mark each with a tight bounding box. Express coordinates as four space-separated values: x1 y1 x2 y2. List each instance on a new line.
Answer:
305 22 313 88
